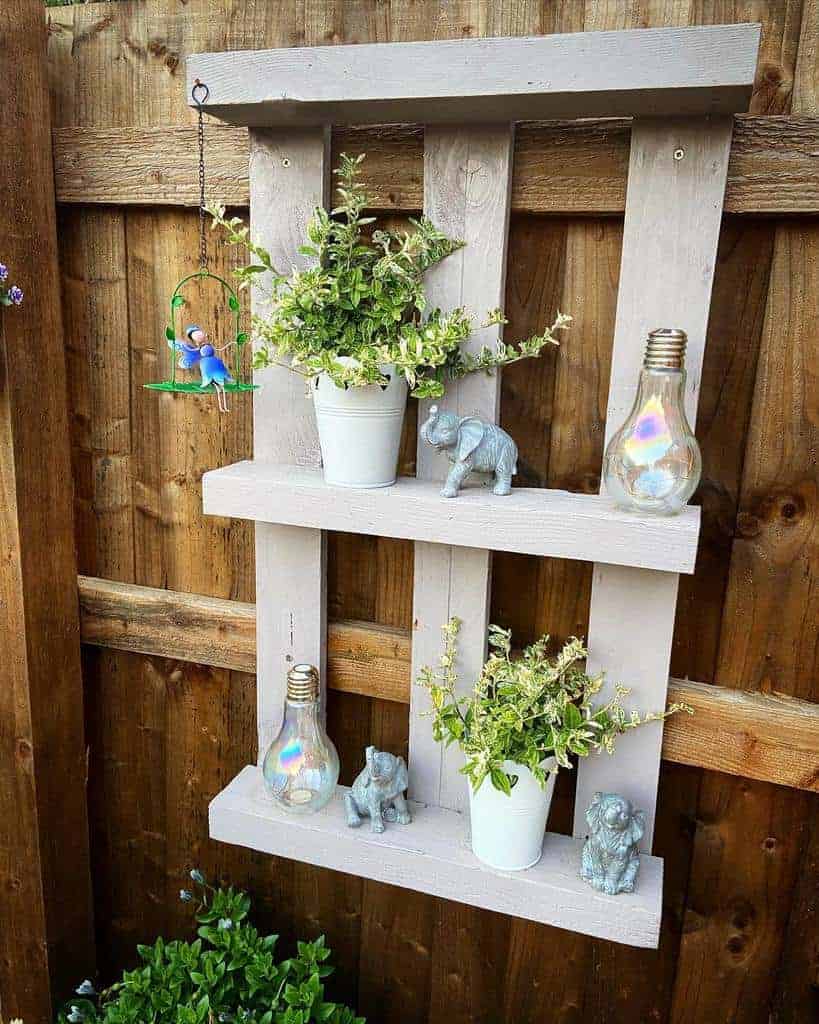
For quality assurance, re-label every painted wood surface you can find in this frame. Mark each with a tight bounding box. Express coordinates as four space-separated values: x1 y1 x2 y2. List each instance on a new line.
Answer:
407 125 514 812
211 765 663 948
202 461 700 573
574 117 735 849
52 116 819 215
0 2 95 1019
249 128 329 756
77 575 819 794
187 25 759 126
41 1 819 1021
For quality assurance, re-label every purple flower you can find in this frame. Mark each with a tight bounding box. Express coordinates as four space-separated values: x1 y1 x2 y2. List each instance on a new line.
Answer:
8 286 23 305
0 264 7 282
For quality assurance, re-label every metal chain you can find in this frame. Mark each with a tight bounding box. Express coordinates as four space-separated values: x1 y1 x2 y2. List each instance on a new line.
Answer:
192 80 210 270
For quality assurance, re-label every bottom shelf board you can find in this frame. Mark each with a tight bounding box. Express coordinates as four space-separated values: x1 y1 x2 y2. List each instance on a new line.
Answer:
210 766 663 948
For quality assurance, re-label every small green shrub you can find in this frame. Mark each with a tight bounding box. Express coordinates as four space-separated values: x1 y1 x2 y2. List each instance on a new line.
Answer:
418 618 692 794
59 874 364 1024
210 153 570 398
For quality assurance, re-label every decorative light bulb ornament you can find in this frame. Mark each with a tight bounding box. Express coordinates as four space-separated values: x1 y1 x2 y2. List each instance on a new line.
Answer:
603 328 701 516
262 664 339 814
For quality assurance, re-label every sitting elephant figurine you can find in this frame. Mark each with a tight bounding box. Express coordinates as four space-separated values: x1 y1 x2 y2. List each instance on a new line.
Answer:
345 745 411 834
420 404 518 498
580 792 645 895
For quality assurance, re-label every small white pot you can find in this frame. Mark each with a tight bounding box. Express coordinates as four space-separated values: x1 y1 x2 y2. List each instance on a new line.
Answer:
468 758 557 872
312 361 408 488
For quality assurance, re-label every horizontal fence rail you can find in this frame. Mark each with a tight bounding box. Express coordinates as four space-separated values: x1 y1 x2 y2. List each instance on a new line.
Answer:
53 116 819 214
78 576 819 794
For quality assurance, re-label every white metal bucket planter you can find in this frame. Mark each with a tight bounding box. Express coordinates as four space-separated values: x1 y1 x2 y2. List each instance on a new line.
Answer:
312 362 407 488
468 759 558 872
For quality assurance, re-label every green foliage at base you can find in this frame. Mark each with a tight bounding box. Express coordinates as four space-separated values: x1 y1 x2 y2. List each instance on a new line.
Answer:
58 876 364 1024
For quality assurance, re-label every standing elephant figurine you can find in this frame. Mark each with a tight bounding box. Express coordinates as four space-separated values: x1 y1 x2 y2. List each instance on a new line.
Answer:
420 405 519 498
345 746 412 834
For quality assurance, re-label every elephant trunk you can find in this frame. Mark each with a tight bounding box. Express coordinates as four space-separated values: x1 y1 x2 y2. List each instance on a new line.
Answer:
420 404 439 445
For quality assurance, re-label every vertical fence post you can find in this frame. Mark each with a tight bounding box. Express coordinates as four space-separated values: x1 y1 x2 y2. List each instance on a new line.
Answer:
0 1 96 1019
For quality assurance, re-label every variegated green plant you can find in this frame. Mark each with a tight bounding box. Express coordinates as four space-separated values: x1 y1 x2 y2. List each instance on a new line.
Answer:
418 618 691 795
209 153 570 399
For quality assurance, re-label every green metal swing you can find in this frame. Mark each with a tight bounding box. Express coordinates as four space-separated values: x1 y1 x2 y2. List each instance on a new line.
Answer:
144 268 257 396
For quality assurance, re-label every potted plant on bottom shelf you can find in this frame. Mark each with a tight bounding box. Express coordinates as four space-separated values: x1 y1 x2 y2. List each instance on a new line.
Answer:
418 619 691 873
210 154 570 488
59 872 364 1024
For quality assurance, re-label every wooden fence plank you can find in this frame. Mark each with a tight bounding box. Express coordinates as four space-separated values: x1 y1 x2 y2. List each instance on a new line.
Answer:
76 576 819 794
0 1 95 1017
671 219 819 1024
52 116 819 214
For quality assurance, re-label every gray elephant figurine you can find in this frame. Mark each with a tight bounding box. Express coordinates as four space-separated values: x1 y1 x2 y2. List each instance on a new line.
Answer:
420 404 519 498
345 745 411 834
580 792 645 895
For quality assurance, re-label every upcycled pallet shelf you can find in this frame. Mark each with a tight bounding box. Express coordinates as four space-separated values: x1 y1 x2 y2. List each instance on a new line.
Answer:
203 461 701 574
194 23 761 949
212 765 663 948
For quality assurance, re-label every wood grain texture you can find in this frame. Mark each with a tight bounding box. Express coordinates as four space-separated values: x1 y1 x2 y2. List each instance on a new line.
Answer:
202 461 701 573
76 576 819 794
211 765 664 948
187 25 759 125
40 1 819 1021
0 2 95 1018
575 116 735 848
249 128 329 758
52 115 819 215
671 221 819 1024
409 125 514 813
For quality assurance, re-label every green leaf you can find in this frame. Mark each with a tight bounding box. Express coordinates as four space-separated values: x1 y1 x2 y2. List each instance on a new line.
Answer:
236 332 249 345
165 325 177 341
171 294 185 308
490 768 513 796
228 294 240 312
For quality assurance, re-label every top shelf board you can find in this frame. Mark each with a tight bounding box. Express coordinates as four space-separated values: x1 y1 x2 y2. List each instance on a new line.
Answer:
187 24 761 128
202 461 701 575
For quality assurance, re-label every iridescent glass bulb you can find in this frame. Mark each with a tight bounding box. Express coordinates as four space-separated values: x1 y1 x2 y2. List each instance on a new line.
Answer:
603 328 701 516
262 663 339 814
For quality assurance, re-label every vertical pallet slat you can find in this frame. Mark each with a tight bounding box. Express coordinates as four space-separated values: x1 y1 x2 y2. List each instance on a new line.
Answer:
249 128 330 758
409 125 514 811
574 116 734 846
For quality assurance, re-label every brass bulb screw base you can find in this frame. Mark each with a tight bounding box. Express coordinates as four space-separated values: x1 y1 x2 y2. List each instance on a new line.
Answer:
286 663 320 702
643 327 687 370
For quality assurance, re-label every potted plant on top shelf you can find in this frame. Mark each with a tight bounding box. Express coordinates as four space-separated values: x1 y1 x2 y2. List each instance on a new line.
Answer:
418 619 691 872
210 153 570 488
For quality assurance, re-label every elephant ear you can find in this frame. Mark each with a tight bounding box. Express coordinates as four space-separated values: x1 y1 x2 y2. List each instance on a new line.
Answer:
457 418 484 461
628 809 646 846
395 756 409 793
585 792 604 833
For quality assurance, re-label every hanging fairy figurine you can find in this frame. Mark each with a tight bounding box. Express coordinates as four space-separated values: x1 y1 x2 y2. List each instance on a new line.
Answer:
145 80 257 412
170 324 235 412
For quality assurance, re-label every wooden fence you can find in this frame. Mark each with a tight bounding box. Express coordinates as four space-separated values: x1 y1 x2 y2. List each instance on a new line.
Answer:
0 1 816 1021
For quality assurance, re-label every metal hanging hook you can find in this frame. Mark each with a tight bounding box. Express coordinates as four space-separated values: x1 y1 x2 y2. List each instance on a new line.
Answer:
191 80 210 106
192 80 210 270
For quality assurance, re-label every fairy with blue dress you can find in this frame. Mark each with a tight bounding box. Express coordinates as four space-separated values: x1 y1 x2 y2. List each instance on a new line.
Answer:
170 324 235 412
